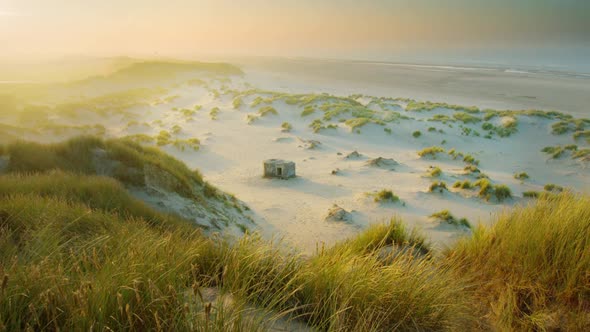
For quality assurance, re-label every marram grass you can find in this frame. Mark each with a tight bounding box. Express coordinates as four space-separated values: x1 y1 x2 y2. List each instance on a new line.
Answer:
1 138 589 331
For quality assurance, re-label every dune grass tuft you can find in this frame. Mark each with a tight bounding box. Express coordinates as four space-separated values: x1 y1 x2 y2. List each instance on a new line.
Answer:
371 189 400 203
430 209 471 228
446 193 590 330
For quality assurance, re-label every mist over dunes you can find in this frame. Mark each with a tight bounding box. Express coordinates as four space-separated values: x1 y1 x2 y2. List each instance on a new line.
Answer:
1 0 589 60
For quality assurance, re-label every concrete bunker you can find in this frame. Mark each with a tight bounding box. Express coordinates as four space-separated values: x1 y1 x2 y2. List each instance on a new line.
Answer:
263 159 296 179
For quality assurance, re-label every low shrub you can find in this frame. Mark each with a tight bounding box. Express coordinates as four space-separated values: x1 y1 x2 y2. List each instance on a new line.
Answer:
418 146 445 158
372 189 400 203
429 166 442 177
430 209 471 228
514 172 529 180
429 181 447 193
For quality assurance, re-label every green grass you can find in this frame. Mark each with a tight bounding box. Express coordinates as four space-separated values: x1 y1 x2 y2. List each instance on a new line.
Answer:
429 181 447 193
453 180 473 189
209 107 220 120
463 165 480 174
473 178 492 199
1 136 211 200
280 122 292 132
232 96 243 109
453 112 481 124
258 105 278 117
573 148 590 159
446 193 590 330
309 119 325 133
156 130 172 146
463 154 479 165
417 146 445 158
544 183 564 192
412 130 422 138
429 166 442 177
2 136 589 331
514 172 529 180
551 121 571 135
472 179 511 201
493 184 512 201
371 189 400 203
573 130 590 143
344 117 370 129
430 210 471 228
300 105 315 117
541 145 579 159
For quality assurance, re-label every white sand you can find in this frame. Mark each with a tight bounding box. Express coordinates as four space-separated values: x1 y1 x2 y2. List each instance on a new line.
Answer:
111 72 588 254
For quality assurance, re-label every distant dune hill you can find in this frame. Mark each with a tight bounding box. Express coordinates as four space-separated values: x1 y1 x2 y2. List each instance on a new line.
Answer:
76 60 243 84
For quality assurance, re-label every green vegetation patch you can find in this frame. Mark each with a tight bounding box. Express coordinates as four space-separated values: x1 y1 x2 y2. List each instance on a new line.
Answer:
2 136 208 200
371 189 401 203
418 146 445 158
430 209 471 228
429 181 448 193
258 105 278 117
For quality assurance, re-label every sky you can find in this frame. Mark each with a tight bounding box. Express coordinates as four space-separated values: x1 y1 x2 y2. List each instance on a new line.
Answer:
1 0 589 60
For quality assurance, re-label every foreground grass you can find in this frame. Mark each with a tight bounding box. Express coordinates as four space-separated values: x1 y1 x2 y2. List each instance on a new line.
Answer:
446 193 590 330
0 140 588 330
0 182 473 330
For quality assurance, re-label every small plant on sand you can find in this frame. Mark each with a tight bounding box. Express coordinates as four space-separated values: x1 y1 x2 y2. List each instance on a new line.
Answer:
372 189 400 203
171 124 182 135
430 209 471 228
384 127 392 134
541 145 577 159
542 145 565 159
551 121 571 135
345 118 370 130
473 178 492 199
210 107 220 120
310 119 325 133
301 105 315 117
156 130 172 146
418 146 445 158
453 180 473 189
463 154 479 165
453 112 481 124
544 183 564 193
473 179 511 201
463 165 480 174
573 130 590 143
482 122 494 131
448 148 464 160
514 172 529 180
251 96 264 107
429 181 447 193
429 166 442 177
232 96 243 109
523 191 540 198
493 184 512 201
281 122 292 132
246 114 258 124
258 105 278 117
573 148 590 159
412 130 422 138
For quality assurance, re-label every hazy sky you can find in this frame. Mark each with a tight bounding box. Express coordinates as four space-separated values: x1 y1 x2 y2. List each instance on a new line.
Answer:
1 0 589 59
